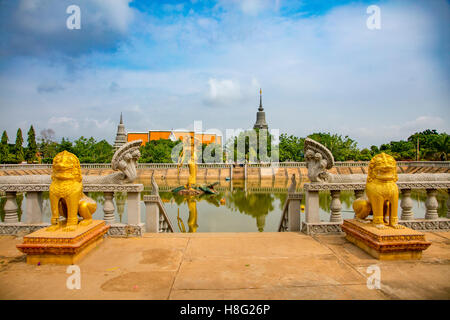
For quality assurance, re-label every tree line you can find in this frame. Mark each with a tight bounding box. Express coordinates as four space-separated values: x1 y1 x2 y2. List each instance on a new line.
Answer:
0 127 448 164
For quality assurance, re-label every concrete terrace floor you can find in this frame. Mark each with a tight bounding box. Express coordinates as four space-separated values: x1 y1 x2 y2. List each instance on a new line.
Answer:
0 231 449 300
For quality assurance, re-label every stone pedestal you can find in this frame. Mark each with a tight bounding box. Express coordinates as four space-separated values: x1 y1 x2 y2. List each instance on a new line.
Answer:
16 220 109 265
341 219 431 260
305 190 320 223
146 202 160 233
25 192 43 223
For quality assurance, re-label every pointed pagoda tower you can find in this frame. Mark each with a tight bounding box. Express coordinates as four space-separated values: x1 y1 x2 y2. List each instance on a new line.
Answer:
253 89 268 130
114 113 127 150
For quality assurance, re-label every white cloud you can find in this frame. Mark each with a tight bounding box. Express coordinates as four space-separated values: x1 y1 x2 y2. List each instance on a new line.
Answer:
207 78 241 102
163 3 185 13
86 118 113 129
219 0 275 15
49 116 79 129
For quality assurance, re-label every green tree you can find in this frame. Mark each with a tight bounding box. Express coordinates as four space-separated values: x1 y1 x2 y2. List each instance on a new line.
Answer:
139 139 181 163
38 129 58 163
279 134 304 162
432 134 449 161
0 131 9 163
358 148 373 161
307 132 359 161
26 125 38 163
91 140 114 163
15 128 24 163
56 138 74 154
407 129 439 160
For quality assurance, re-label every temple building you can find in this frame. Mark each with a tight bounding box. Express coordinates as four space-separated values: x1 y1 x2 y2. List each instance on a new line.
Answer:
127 130 222 146
253 89 268 130
113 113 127 150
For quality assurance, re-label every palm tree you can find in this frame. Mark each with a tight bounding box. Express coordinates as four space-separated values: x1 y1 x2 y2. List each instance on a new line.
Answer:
433 134 449 161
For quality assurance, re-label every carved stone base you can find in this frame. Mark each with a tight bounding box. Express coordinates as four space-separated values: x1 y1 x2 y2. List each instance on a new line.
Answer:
399 219 450 231
341 219 431 260
16 220 109 265
107 223 145 237
301 222 343 235
0 223 50 236
0 222 147 237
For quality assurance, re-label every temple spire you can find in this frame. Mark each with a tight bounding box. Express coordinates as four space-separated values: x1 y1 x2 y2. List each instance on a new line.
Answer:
259 88 263 111
114 112 127 150
253 89 268 130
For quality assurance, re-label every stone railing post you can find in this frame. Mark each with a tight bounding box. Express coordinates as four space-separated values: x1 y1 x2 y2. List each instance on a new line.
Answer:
287 194 301 231
425 189 439 220
305 189 320 223
4 192 19 223
25 191 43 223
400 189 414 220
143 195 159 233
330 190 342 222
103 192 116 224
127 192 141 225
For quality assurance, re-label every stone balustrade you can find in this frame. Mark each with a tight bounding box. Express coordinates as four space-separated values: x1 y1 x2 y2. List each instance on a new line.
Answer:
302 181 450 235
0 183 146 237
1 161 449 171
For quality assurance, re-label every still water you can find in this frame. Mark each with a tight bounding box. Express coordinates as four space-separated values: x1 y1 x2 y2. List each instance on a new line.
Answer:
1 185 448 232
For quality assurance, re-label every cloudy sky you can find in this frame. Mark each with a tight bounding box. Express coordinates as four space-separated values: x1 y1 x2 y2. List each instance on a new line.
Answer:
0 0 448 148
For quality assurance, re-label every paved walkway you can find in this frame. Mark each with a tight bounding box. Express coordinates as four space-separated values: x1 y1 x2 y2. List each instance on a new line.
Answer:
0 232 449 299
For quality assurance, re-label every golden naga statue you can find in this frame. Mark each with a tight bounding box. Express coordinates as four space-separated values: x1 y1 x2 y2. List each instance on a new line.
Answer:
47 151 97 232
177 197 199 233
353 153 404 229
177 135 198 191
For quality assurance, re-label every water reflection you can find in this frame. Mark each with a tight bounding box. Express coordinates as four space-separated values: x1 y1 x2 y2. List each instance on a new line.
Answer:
163 193 223 233
1 187 448 231
115 192 126 223
225 191 274 232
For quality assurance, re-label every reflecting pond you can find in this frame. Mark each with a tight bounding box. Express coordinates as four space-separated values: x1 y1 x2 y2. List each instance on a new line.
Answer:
1 185 448 232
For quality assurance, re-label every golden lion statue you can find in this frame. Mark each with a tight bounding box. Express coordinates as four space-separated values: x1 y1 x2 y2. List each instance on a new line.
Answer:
47 151 97 232
353 153 404 229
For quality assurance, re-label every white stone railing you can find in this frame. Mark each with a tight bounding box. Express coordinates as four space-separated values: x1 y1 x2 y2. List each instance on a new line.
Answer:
0 184 146 237
302 181 450 234
1 161 448 171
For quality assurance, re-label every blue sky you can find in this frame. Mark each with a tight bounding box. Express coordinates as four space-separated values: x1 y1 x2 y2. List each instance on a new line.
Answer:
0 0 448 148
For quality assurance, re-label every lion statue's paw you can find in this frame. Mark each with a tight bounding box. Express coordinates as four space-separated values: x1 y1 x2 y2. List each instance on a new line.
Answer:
374 224 388 230
46 225 60 232
390 224 405 229
79 219 93 227
63 225 77 232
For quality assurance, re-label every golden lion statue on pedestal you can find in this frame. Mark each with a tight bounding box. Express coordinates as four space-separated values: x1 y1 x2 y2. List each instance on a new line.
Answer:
47 151 97 232
353 153 404 229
